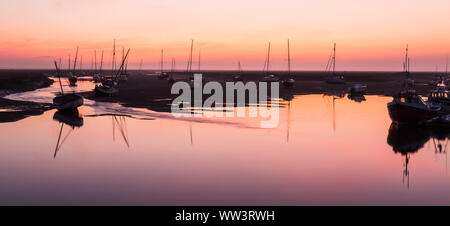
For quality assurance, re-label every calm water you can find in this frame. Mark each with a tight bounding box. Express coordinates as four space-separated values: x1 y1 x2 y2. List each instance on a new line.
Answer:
1 79 450 205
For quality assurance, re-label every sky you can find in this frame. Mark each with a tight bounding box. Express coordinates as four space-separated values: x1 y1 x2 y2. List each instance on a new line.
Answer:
1 0 450 71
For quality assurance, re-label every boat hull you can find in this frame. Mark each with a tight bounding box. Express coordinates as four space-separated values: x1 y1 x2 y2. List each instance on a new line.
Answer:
53 94 83 111
95 85 118 96
387 102 440 125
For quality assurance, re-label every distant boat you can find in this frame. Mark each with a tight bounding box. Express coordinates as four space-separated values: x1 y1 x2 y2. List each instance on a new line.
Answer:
347 83 367 95
325 43 346 84
281 39 295 88
93 50 104 83
52 61 83 111
347 94 366 103
232 61 243 82
95 81 119 96
387 45 441 124
158 49 169 79
95 47 130 96
167 57 176 84
428 81 450 112
68 47 79 86
68 73 78 86
261 42 280 82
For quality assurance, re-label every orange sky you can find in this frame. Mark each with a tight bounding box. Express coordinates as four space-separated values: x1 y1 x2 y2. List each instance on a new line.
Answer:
1 0 450 71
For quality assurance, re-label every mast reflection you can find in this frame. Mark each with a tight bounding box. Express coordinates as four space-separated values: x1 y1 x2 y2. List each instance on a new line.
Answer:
53 110 84 158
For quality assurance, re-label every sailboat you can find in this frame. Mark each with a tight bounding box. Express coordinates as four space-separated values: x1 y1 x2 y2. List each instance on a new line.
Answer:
119 48 129 82
261 42 280 82
168 57 176 84
53 61 84 111
68 47 79 86
232 61 243 82
93 50 103 83
95 47 130 96
282 39 295 88
325 43 345 84
387 45 441 124
158 49 169 79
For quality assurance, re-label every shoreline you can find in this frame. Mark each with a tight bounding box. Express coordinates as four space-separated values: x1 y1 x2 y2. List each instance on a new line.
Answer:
0 70 54 123
81 71 440 113
0 69 444 122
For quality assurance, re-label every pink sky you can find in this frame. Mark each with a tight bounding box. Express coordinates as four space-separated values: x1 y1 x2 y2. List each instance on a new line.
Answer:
1 0 450 71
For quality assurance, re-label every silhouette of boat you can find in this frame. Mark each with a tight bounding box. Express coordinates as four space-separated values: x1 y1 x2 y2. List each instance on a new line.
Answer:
388 46 441 124
347 83 367 95
282 39 295 88
428 81 450 112
325 43 345 84
261 42 280 82
232 61 243 82
95 47 130 96
347 94 366 103
52 61 84 111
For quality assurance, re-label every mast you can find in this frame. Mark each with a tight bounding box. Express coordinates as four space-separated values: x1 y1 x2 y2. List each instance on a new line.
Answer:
238 61 242 74
268 42 271 73
73 46 79 73
404 45 409 74
125 56 129 74
99 51 104 74
68 55 71 73
112 39 116 73
288 39 291 76
138 59 143 73
446 56 448 77
54 61 64 94
94 50 97 73
161 48 164 73
198 50 201 72
332 43 336 74
187 40 194 73
115 48 130 78
171 57 176 72
79 56 83 71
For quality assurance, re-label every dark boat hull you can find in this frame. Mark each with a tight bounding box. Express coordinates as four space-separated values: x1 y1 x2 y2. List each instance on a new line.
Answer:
388 103 440 125
53 94 83 111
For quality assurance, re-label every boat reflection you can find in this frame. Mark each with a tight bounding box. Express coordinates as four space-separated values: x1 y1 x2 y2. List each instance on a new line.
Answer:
347 94 366 103
323 93 345 132
387 123 450 188
53 110 84 158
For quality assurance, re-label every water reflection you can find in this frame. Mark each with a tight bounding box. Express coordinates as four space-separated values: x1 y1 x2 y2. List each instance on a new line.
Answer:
53 110 84 158
3 94 450 205
112 115 130 148
387 124 450 188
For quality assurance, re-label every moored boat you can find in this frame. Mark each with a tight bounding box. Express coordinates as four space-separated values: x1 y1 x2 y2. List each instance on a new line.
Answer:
427 81 450 112
282 39 295 88
52 61 84 111
386 45 440 125
387 90 441 125
325 43 346 84
348 83 367 95
261 42 279 83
